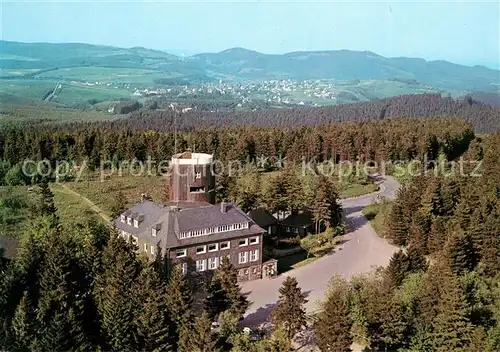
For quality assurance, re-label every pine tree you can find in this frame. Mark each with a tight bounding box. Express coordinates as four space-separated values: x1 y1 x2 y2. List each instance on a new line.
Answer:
109 190 127 219
427 216 447 254
271 276 308 343
385 250 410 287
314 276 352 352
207 256 248 319
35 233 90 351
430 275 474 352
10 292 36 350
38 181 58 216
420 178 444 218
379 297 410 350
386 202 409 246
191 311 217 352
444 229 477 275
442 178 460 216
94 234 140 350
407 245 428 273
165 265 193 344
134 264 174 351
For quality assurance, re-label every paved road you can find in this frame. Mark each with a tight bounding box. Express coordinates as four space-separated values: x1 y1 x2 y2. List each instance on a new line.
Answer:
240 175 400 327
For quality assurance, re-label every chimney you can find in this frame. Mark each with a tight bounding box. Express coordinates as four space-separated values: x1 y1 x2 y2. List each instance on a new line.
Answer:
221 202 227 213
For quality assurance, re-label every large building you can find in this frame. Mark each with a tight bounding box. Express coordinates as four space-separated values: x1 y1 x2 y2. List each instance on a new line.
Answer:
114 152 276 281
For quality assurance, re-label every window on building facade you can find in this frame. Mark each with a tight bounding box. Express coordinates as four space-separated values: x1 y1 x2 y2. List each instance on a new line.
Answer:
181 262 188 275
150 245 154 255
250 249 259 262
208 243 218 252
176 249 187 258
195 172 201 179
220 241 230 250
238 252 248 264
196 245 206 254
249 236 259 245
152 228 157 237
208 257 218 270
196 259 206 272
238 238 248 247
144 243 148 252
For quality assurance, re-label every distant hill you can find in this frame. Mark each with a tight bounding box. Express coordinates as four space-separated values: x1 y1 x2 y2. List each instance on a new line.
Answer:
191 48 500 91
1 40 499 93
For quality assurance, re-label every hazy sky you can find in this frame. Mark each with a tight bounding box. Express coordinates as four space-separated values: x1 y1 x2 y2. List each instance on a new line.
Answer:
2 0 499 67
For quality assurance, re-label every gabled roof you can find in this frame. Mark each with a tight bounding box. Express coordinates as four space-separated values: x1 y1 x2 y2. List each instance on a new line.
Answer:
114 201 265 249
281 209 313 227
0 236 19 260
248 208 278 228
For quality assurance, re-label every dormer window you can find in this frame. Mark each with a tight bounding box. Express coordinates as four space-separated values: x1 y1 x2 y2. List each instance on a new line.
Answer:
133 219 139 228
127 217 132 226
152 228 157 237
120 214 125 223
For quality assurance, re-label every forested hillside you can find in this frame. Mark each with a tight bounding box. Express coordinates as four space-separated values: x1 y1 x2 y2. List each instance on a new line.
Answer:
123 94 499 133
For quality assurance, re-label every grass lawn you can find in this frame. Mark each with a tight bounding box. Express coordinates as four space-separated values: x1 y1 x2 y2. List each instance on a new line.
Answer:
0 184 105 238
339 182 379 198
51 183 107 223
362 200 393 236
65 174 169 216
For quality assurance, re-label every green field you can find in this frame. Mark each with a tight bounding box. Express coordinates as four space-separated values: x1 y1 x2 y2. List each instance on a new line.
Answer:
0 79 134 106
0 93 121 123
0 185 104 238
65 175 170 216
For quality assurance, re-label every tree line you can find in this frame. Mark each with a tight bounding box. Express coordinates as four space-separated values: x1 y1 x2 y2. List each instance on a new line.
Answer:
0 116 474 186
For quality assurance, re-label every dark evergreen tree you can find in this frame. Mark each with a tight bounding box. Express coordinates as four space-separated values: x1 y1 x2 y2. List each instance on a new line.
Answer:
94 234 140 350
430 275 474 352
314 276 352 352
206 256 248 319
191 311 217 352
271 276 308 343
444 229 477 275
134 264 174 351
165 265 193 346
109 190 127 219
385 250 410 287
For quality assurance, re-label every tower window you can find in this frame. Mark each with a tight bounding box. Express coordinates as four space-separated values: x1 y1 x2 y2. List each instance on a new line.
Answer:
190 186 204 193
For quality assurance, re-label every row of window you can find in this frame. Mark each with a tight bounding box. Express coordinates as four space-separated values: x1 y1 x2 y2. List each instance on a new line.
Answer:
178 222 250 239
191 249 259 273
175 236 259 258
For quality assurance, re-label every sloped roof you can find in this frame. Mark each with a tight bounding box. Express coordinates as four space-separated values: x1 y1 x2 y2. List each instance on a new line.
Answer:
248 208 278 228
0 236 19 260
281 209 314 227
114 201 264 249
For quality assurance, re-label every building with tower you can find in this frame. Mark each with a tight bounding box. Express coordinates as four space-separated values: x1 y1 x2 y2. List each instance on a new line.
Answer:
113 151 277 281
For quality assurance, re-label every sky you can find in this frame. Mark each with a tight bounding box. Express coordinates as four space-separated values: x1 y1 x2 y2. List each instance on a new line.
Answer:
1 0 499 68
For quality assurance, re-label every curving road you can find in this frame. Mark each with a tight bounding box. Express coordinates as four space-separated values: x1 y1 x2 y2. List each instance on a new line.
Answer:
240 175 400 327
